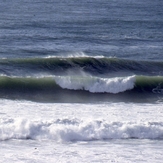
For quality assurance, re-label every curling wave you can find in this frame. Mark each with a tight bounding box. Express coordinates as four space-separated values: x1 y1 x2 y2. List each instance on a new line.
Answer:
0 75 135 94
54 75 135 93
0 75 163 102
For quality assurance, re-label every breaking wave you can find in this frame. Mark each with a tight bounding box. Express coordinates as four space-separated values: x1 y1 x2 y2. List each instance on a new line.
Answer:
0 75 163 102
54 75 135 93
1 56 163 102
1 118 163 141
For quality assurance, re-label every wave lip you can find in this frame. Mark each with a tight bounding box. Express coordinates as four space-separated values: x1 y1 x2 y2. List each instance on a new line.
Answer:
55 75 135 93
1 118 163 142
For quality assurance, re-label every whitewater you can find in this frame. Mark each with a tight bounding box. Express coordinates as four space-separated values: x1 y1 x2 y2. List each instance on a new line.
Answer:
1 99 163 162
54 75 135 93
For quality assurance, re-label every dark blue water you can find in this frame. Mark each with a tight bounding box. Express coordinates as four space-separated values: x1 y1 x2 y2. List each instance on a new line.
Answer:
0 0 163 60
0 0 163 103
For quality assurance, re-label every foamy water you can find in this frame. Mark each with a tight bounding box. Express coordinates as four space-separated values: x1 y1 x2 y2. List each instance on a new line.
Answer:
55 75 135 93
1 100 163 162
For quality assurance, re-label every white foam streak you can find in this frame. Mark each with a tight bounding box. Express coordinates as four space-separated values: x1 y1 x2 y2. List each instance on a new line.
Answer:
55 76 135 93
46 51 105 58
1 118 163 142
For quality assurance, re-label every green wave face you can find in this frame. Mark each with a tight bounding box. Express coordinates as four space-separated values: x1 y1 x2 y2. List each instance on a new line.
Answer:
0 76 59 91
0 75 163 103
135 76 163 93
1 57 163 76
1 57 163 102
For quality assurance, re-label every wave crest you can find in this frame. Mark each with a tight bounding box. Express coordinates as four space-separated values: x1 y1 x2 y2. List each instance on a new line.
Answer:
55 76 135 93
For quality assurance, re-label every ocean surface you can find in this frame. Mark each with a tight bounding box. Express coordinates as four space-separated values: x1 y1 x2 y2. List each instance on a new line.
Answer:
0 0 163 162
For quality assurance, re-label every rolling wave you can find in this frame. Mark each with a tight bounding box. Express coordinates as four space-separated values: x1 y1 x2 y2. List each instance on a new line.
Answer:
0 75 163 102
54 75 135 93
1 57 163 76
1 56 163 102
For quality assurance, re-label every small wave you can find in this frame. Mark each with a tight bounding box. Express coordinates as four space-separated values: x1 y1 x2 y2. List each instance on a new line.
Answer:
46 51 105 58
1 118 163 141
55 76 135 93
45 52 88 58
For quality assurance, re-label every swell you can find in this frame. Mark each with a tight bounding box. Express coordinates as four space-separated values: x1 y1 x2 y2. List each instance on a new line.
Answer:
0 75 163 102
1 57 163 76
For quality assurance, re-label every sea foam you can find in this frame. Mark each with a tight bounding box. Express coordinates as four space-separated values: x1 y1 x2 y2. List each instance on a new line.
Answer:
1 118 163 142
46 51 105 58
54 76 135 93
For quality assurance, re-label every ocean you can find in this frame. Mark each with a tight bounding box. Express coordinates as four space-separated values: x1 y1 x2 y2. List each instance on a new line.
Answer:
0 0 163 162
